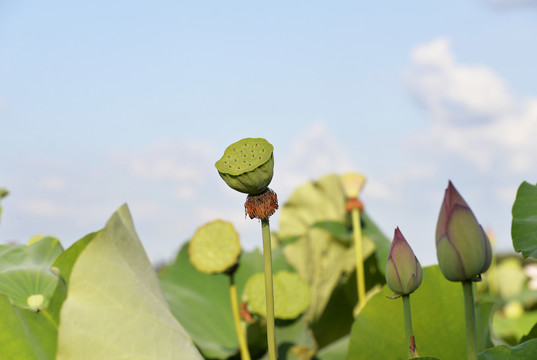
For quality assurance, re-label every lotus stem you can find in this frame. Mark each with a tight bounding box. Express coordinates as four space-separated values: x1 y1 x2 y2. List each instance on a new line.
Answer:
39 307 58 330
462 280 478 360
261 219 277 360
351 207 366 311
229 277 251 360
402 294 419 358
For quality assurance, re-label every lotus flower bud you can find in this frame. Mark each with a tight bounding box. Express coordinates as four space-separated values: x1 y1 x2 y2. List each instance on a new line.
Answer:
385 227 423 295
436 181 492 282
215 138 274 195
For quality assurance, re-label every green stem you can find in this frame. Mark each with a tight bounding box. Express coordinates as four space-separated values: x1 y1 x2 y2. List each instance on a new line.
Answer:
351 207 366 311
462 280 478 360
261 219 277 360
402 295 418 358
229 276 251 360
39 307 58 330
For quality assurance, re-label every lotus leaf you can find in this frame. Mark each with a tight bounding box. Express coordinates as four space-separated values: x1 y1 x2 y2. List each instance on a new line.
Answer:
56 204 202 360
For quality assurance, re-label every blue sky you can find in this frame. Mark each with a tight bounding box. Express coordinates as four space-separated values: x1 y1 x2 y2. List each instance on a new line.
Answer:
1 0 537 266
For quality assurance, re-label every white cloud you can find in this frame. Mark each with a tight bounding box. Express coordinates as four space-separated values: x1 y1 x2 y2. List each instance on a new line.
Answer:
485 0 537 6
274 122 356 199
362 180 394 201
408 38 513 126
173 185 196 200
18 199 63 218
38 176 66 192
393 38 537 263
119 139 212 183
406 38 537 173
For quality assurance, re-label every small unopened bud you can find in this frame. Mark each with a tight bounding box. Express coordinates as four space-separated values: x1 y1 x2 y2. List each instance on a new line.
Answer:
385 227 422 296
436 181 492 282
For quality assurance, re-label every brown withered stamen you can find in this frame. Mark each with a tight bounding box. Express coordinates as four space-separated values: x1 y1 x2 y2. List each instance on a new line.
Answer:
244 188 278 220
345 197 364 213
240 301 254 323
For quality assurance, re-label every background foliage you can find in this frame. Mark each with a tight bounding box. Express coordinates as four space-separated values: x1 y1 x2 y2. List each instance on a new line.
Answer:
0 177 536 359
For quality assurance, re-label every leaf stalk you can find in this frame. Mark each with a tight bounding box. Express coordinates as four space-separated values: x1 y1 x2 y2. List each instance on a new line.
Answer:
462 280 478 360
229 277 251 360
402 294 419 358
262 219 277 360
351 207 366 311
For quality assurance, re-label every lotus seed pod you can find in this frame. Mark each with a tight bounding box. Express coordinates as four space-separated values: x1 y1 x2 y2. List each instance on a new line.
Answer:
385 227 422 295
215 138 274 195
436 181 492 282
341 172 366 199
242 271 310 319
188 220 241 274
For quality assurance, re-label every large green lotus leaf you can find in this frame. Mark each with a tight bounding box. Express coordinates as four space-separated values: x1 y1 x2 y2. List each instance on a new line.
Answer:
257 315 317 360
492 309 537 345
0 236 63 310
315 335 349 360
520 322 537 343
159 244 266 359
278 174 390 263
0 235 63 270
45 231 99 327
311 254 385 349
0 236 64 359
56 204 202 360
477 300 495 352
279 174 346 239
316 333 440 360
512 182 537 258
159 238 293 359
278 174 390 322
283 226 374 322
0 294 57 359
159 243 240 359
242 270 310 320
347 266 469 360
52 231 97 284
479 339 537 360
0 231 101 360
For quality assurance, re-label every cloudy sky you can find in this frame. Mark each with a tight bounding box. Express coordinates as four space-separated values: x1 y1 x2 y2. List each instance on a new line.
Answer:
2 1 537 266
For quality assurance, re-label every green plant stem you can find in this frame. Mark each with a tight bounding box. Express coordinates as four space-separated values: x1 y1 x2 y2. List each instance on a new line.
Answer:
351 207 366 311
261 219 277 360
402 295 418 358
462 280 478 360
39 307 58 330
229 276 251 360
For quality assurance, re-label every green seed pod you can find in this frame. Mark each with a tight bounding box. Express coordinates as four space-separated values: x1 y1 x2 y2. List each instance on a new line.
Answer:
215 138 274 195
385 227 422 296
242 270 310 319
436 181 492 282
188 220 241 274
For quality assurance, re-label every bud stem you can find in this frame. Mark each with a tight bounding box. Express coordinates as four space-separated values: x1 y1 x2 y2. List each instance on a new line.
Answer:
229 276 251 360
262 219 277 360
462 280 478 360
351 207 366 312
402 294 419 358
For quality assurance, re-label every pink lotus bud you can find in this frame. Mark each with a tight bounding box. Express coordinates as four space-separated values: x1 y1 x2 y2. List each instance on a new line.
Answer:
436 181 492 282
385 227 423 295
